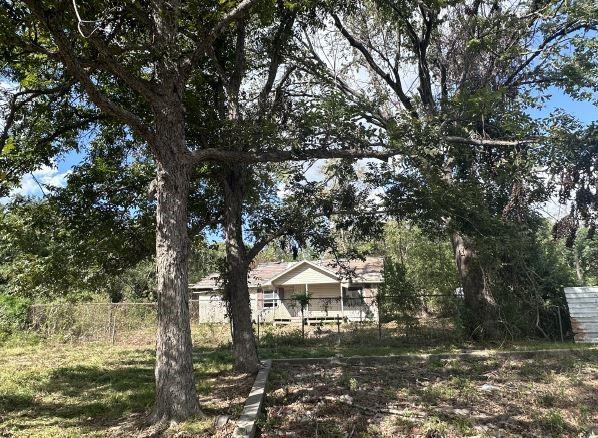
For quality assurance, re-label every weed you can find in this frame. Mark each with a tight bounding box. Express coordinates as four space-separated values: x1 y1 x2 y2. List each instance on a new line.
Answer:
579 404 590 427
541 409 568 434
313 420 344 437
538 392 557 407
422 415 448 436
338 372 358 391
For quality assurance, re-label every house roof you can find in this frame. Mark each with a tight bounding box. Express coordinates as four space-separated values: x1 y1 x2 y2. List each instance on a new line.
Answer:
268 260 341 284
189 256 384 291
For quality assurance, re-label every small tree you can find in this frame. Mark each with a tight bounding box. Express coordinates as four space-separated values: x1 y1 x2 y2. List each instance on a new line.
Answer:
292 292 311 340
378 259 421 330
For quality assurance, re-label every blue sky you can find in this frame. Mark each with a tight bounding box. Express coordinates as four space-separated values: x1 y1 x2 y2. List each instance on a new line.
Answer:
527 86 597 125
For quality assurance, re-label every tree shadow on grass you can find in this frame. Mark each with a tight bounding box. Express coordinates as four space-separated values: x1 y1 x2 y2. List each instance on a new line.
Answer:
0 346 247 435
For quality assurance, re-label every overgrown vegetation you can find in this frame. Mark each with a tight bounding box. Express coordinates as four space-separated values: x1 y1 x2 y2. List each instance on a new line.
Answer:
0 0 595 425
378 259 421 329
0 293 30 339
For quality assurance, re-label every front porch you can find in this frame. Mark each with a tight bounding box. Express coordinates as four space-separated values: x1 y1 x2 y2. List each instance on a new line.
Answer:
255 282 378 324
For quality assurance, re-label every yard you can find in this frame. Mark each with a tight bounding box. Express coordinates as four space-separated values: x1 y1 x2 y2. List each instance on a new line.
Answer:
263 349 598 437
1 323 596 437
0 337 253 437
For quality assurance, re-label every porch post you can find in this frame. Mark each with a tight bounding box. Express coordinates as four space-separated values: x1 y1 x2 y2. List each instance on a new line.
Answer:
339 283 344 317
305 284 309 325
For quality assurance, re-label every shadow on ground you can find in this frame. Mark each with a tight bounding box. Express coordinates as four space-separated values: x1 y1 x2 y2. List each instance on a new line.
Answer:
0 346 248 436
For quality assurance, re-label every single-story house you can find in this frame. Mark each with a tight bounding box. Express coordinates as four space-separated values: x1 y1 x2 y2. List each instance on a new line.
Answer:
190 257 384 323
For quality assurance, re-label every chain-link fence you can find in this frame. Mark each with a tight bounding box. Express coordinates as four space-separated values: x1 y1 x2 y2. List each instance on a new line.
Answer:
25 292 567 348
25 294 463 346
28 300 230 346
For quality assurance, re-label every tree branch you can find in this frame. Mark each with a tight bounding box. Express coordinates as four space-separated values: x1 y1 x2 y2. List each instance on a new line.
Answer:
504 21 592 86
258 9 296 111
331 13 417 118
246 225 291 262
85 33 159 104
444 136 540 147
181 0 261 77
190 135 541 164
1 83 74 148
191 147 400 164
23 0 155 145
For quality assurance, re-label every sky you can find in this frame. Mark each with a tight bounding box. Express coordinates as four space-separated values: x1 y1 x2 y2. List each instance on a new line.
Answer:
527 86 597 125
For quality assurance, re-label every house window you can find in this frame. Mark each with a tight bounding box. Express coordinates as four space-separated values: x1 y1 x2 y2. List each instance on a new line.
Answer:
263 290 280 308
343 287 363 307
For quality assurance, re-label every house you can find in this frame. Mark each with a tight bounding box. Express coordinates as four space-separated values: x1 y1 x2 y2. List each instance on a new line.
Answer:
190 257 384 323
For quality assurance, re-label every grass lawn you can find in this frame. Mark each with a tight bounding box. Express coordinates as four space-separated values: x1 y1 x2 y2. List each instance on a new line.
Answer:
1 322 595 437
0 336 252 437
262 348 598 437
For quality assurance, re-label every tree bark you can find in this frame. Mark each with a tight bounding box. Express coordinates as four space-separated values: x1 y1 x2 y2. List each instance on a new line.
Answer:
222 167 260 374
152 116 200 421
574 246 584 284
451 232 499 339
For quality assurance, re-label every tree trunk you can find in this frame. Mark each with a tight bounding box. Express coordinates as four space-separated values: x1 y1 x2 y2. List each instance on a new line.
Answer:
152 128 200 421
574 247 584 284
451 232 499 339
222 167 260 374
225 261 260 373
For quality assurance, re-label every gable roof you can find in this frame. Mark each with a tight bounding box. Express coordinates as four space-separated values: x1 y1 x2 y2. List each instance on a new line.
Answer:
190 256 384 291
268 260 340 284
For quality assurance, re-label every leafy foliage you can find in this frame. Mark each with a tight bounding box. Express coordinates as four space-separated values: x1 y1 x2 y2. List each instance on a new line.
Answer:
571 227 598 285
378 258 421 328
0 196 152 301
473 221 575 339
0 293 30 336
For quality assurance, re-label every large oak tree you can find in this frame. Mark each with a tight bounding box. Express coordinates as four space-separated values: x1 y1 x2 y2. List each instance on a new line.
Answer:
298 0 597 337
0 0 406 420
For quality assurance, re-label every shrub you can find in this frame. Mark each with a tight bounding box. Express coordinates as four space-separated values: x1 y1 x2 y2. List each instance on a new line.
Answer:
378 259 421 328
0 294 31 335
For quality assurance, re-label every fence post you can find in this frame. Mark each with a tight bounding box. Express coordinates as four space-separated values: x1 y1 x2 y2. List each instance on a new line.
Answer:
111 305 117 345
377 295 383 340
557 306 564 342
301 308 305 340
257 313 260 346
107 305 113 336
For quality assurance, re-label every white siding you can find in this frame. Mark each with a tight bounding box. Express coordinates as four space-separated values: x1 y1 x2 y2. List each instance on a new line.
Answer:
306 283 342 298
273 263 339 285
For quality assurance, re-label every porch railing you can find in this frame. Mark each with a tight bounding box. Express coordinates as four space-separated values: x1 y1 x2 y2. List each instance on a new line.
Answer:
256 297 377 323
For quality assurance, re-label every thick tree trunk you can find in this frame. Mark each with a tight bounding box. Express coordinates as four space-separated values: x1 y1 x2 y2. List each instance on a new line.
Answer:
451 232 499 339
222 167 260 374
225 261 260 373
152 121 200 421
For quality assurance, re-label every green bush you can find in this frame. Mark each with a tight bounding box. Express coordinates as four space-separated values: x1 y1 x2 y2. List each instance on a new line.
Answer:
378 259 421 328
0 294 31 335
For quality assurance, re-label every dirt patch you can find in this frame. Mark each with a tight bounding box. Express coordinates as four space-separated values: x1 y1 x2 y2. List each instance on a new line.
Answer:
262 350 598 437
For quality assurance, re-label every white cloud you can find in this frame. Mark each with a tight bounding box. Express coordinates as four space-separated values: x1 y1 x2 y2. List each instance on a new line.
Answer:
2 165 71 202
